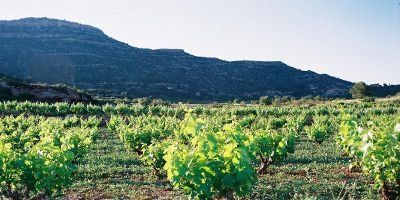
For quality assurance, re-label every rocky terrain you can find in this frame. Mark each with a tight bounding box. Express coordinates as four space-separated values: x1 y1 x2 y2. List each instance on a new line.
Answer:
0 17 355 101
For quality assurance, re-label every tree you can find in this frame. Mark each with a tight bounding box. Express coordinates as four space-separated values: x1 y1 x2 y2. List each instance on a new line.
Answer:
259 96 272 105
350 82 370 99
233 98 241 104
137 97 152 106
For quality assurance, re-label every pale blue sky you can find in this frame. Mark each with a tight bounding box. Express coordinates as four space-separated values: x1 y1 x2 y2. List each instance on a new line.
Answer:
1 0 399 84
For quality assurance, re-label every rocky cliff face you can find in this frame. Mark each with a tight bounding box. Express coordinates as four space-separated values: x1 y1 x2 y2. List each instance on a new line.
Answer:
0 17 353 101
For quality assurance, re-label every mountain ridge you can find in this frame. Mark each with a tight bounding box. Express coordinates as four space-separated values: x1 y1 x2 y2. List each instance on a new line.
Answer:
0 17 354 102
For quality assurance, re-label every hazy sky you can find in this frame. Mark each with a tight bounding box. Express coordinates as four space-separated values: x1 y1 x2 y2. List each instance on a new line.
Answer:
1 0 399 84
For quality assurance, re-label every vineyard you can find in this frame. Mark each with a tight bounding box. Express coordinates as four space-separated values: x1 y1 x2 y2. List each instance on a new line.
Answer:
0 100 399 199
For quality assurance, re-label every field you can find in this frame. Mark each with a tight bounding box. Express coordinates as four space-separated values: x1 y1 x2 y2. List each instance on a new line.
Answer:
65 129 377 199
0 100 399 200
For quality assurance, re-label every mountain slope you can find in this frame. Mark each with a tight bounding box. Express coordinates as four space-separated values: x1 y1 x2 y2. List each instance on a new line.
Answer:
0 17 353 101
0 73 92 102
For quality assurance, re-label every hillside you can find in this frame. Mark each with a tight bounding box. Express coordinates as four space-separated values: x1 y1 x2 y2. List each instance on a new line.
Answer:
0 73 92 102
0 17 353 101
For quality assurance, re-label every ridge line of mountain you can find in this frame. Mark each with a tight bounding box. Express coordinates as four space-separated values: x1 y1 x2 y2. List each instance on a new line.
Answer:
0 17 397 102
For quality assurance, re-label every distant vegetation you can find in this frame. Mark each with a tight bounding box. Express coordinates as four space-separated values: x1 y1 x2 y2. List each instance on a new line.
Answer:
350 82 370 99
2 72 399 106
349 81 400 101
